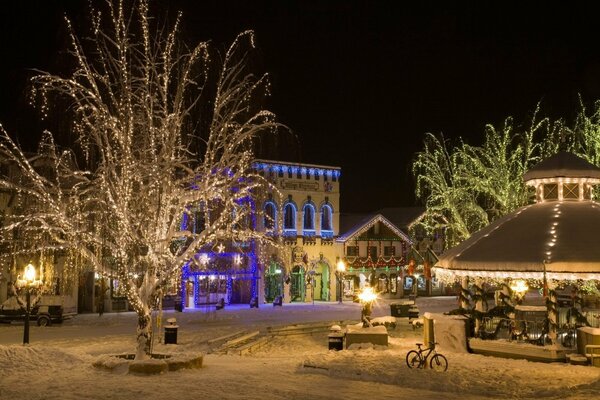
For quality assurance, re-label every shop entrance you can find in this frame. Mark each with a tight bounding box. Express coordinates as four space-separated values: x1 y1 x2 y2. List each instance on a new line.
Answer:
264 262 284 302
290 265 305 302
230 278 252 304
313 261 330 301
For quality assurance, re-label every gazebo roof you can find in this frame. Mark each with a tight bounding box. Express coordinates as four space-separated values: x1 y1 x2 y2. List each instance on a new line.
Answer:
434 201 600 281
523 151 600 182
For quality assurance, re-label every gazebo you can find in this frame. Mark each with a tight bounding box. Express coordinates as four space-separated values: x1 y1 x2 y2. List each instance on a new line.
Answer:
433 152 600 348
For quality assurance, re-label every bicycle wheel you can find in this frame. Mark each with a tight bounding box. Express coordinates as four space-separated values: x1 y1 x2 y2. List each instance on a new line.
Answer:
429 354 448 371
406 350 422 369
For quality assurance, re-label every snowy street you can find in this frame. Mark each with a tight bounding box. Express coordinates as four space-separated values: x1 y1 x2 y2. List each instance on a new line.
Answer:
1 296 600 400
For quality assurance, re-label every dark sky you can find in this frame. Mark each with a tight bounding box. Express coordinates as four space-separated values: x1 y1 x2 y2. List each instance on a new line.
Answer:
2 1 600 212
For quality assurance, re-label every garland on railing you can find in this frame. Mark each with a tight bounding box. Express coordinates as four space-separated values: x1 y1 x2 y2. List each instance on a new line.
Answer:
498 282 515 313
545 287 558 344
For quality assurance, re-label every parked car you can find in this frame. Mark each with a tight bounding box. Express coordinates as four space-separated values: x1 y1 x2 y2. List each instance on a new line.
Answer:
0 295 77 326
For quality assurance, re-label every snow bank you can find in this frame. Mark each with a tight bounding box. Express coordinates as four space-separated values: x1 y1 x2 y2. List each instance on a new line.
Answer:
424 312 468 353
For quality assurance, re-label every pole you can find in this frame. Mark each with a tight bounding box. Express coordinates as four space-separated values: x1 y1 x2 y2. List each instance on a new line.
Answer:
23 286 30 344
337 273 341 304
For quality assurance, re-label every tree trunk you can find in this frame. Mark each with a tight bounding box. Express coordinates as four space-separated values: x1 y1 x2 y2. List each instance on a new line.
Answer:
135 311 152 360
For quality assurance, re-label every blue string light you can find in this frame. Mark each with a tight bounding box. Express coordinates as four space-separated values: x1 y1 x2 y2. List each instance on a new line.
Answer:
253 162 340 180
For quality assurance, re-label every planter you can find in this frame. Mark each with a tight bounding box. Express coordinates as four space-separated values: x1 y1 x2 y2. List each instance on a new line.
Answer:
93 352 204 374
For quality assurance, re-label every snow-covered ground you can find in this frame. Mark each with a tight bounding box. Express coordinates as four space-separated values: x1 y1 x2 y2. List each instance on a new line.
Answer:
1 296 599 400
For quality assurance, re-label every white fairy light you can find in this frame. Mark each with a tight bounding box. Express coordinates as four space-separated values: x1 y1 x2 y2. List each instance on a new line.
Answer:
0 0 281 360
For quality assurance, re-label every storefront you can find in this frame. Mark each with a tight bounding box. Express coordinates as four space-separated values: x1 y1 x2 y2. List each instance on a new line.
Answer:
181 250 257 307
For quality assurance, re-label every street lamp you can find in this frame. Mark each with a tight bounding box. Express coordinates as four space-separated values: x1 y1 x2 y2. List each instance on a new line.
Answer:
19 262 41 345
336 259 346 304
358 285 377 327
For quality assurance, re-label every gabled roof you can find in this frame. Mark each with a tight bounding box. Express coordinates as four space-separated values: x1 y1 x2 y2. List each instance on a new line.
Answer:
523 151 600 182
337 212 413 244
377 207 426 231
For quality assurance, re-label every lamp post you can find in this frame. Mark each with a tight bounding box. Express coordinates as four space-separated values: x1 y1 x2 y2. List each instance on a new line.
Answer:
21 263 38 345
358 285 377 327
336 259 346 304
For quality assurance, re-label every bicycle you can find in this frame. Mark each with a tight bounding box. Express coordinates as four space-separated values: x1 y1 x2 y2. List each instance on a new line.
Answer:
406 342 448 371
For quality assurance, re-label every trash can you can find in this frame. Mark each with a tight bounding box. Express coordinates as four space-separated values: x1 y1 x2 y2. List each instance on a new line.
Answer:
328 325 344 351
273 295 283 307
390 303 411 317
164 318 178 345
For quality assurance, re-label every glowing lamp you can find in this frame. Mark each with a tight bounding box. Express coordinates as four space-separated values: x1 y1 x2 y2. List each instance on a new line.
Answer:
336 260 346 273
24 263 36 283
358 286 377 303
510 279 528 296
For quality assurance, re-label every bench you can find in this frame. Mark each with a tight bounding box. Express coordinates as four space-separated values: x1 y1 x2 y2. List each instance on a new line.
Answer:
585 345 600 367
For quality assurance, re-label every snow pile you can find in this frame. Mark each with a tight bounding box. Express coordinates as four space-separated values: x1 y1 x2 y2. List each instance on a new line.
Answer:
424 312 468 353
2 299 600 399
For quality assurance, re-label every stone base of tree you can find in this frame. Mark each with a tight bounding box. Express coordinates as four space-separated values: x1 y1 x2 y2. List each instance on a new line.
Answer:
93 352 204 374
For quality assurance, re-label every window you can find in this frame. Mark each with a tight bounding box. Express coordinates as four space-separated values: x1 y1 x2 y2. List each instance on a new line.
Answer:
346 246 359 256
303 203 315 231
384 246 395 256
563 183 578 200
264 202 276 230
320 205 332 232
368 246 377 259
544 184 558 200
283 203 296 230
193 211 205 234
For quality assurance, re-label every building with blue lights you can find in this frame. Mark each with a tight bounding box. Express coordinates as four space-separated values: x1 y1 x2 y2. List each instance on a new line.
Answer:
254 160 342 304
180 160 447 308
180 159 342 307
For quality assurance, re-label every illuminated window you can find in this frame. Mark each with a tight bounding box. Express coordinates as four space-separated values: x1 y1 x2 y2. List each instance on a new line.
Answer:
303 203 315 231
321 204 332 232
283 203 296 230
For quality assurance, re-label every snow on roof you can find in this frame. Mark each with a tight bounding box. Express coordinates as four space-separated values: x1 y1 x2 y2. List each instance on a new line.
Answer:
336 213 412 244
337 207 424 243
435 200 600 280
523 151 600 182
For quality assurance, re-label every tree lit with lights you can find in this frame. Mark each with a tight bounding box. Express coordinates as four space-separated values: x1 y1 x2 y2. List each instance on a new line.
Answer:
0 0 280 359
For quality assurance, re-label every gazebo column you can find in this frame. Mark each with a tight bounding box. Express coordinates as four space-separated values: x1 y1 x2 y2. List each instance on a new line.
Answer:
460 276 470 310
473 278 485 337
546 280 558 344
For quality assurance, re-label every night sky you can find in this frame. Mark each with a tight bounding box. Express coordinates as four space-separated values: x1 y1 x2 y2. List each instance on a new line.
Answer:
1 1 600 212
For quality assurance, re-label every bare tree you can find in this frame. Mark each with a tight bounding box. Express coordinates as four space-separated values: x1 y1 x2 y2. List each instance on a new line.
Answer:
0 0 280 359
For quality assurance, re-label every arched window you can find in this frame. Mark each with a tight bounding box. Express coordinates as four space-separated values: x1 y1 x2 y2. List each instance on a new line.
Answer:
320 204 332 232
264 202 277 230
303 203 315 232
283 203 296 231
